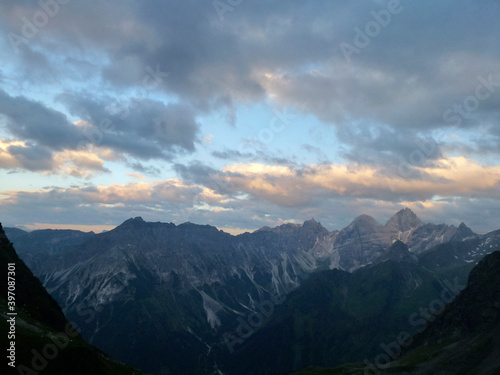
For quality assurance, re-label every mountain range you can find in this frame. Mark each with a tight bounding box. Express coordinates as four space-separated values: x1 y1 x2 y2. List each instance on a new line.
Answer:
4 208 499 374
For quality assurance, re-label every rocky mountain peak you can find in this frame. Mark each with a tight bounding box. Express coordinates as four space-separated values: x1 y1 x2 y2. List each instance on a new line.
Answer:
304 218 317 224
256 219 328 236
255 222 300 235
376 240 418 264
302 218 327 232
128 216 145 223
254 225 273 233
385 208 424 232
350 214 382 229
116 216 146 229
455 222 476 239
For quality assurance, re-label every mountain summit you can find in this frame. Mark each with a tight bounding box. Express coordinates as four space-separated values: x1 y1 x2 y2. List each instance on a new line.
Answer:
385 208 424 232
117 216 146 228
453 221 476 240
375 240 418 264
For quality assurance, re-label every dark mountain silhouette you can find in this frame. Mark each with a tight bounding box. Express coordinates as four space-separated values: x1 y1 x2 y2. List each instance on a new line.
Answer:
389 250 500 374
288 251 500 375
0 223 144 375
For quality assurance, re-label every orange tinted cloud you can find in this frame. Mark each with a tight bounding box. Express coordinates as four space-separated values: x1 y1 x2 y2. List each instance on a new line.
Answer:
0 139 114 178
219 157 500 204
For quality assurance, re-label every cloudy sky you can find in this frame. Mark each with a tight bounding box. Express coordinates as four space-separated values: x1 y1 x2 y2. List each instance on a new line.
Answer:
1 0 499 234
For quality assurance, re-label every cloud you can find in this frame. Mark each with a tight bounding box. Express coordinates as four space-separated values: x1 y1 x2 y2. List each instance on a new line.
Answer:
0 138 111 177
0 88 201 174
3 1 500 145
0 90 81 150
216 158 500 205
0 139 52 171
8 143 54 171
60 94 200 160
337 125 444 176
171 156 500 214
0 0 499 235
174 162 234 195
52 149 111 178
212 148 297 166
126 161 161 176
2 175 499 234
127 173 145 180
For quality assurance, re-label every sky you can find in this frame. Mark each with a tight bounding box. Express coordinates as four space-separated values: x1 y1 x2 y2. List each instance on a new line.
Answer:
0 0 499 235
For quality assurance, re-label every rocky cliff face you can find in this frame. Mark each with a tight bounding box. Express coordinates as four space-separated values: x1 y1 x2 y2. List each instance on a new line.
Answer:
310 208 477 272
332 214 391 270
384 208 477 254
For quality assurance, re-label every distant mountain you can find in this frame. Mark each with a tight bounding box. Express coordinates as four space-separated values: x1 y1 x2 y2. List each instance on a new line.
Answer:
384 208 476 254
374 239 418 265
311 208 478 271
332 214 391 271
385 207 424 237
5 209 493 374
3 227 28 241
384 208 477 254
0 223 144 375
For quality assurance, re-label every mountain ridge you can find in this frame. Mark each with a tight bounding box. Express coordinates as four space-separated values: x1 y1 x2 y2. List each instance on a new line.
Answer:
4 209 495 375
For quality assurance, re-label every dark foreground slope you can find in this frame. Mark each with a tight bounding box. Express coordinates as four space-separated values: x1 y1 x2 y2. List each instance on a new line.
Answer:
218 241 461 374
292 251 500 375
0 223 144 375
389 250 500 374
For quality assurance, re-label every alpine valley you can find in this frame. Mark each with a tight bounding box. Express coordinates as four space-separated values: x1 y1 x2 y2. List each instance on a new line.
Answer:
4 209 500 374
